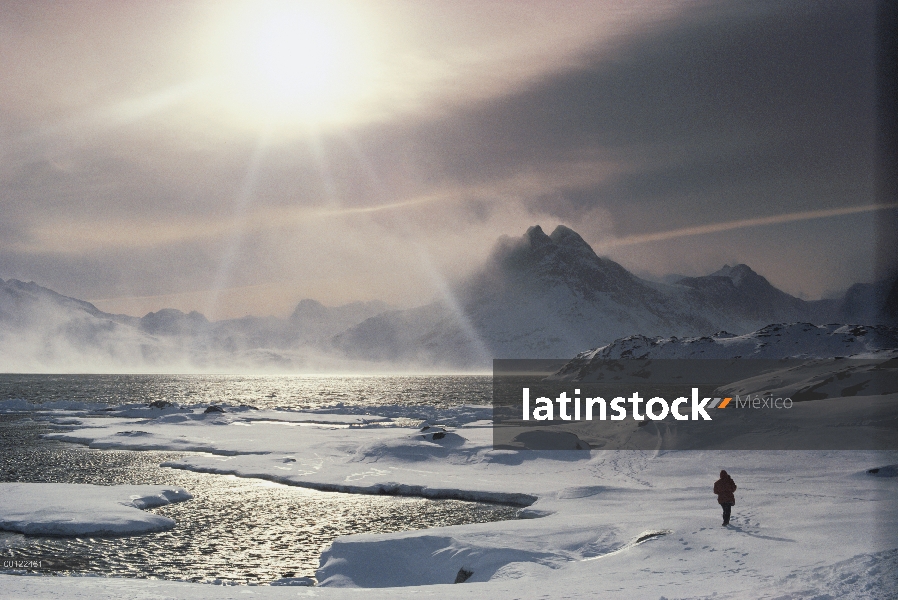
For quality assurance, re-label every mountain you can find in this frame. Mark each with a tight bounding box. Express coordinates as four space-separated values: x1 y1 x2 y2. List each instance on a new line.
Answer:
0 278 166 372
838 277 898 326
337 226 717 365
289 298 393 342
0 278 136 328
0 279 392 372
548 322 898 382
139 309 209 336
553 322 898 370
335 225 864 367
1 225 893 371
672 264 818 326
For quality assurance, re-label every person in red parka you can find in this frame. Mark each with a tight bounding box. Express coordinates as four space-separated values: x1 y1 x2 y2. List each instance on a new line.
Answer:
714 470 737 526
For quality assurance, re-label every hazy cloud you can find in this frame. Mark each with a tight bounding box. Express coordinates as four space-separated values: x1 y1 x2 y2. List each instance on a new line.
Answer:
0 0 886 316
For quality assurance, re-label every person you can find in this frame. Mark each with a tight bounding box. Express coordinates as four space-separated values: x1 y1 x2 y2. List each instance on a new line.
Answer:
713 469 737 526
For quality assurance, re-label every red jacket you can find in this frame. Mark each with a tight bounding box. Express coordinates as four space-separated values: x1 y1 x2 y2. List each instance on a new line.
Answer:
714 473 737 505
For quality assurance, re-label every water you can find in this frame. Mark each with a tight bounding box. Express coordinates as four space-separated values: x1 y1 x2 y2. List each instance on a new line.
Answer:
0 375 514 585
0 373 493 410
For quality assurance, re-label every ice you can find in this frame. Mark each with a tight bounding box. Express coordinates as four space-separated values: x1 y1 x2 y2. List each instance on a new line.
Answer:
2 382 897 597
0 483 192 536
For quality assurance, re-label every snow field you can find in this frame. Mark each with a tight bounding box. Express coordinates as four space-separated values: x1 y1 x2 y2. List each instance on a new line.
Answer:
0 400 886 597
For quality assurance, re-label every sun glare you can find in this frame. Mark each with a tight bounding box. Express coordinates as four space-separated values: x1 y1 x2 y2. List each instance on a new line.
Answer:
201 1 379 131
251 14 339 100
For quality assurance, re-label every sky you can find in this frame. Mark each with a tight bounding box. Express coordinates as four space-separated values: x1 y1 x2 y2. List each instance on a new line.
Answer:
0 0 890 319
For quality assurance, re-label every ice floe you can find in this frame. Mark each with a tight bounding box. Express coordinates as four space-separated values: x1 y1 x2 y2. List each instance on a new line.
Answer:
0 483 192 536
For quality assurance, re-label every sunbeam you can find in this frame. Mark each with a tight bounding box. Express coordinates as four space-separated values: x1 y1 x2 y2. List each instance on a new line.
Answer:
305 131 341 210
204 127 273 320
337 133 493 365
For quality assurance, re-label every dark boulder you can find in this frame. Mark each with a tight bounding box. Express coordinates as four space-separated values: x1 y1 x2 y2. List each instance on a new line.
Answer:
454 567 473 583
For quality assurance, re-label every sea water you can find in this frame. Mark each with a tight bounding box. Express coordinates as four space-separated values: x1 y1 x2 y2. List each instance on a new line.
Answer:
0 374 515 584
0 373 492 410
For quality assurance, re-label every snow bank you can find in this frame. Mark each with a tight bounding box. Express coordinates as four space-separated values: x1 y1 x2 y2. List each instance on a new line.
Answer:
0 483 192 536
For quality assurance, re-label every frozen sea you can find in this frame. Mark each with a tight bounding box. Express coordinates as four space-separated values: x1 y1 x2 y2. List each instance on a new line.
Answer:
0 374 516 584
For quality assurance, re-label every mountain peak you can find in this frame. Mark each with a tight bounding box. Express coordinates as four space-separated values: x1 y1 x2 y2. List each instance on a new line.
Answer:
291 299 328 320
711 264 763 287
475 224 649 304
549 225 593 253
524 225 551 247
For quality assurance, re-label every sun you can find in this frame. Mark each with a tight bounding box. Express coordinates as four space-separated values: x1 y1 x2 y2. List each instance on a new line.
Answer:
201 1 378 130
250 13 340 101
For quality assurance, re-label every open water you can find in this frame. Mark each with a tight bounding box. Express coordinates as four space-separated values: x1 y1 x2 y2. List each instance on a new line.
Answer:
0 374 515 585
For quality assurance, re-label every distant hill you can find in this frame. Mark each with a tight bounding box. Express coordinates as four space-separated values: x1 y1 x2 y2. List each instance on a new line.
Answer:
0 279 392 372
549 322 898 382
548 322 898 384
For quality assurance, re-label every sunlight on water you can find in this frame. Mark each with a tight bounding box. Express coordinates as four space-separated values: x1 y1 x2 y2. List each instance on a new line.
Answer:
0 374 492 410
0 375 513 584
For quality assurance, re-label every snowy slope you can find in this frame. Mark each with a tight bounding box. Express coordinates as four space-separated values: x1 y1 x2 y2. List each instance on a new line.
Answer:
549 323 898 382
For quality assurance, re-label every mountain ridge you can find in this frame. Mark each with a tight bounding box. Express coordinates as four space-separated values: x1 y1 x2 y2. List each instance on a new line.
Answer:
334 225 890 367
1 224 895 370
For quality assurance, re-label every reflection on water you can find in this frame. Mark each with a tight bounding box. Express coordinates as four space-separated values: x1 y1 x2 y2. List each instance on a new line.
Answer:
0 415 518 584
0 373 492 411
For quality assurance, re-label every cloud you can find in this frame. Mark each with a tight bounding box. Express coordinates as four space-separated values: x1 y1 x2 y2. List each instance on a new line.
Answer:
591 203 898 251
0 0 883 314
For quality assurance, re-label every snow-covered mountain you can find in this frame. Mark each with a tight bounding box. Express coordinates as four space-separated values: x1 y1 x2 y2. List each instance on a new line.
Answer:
2 224 895 371
670 264 836 327
335 225 890 367
0 279 180 371
549 323 898 381
0 279 393 372
289 298 392 342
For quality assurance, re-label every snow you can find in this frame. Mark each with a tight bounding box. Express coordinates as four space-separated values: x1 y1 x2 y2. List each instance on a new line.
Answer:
12 409 897 595
0 483 192 536
556 323 898 366
2 367 898 597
